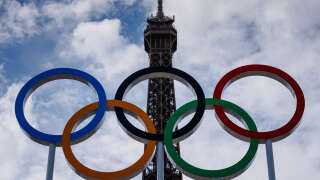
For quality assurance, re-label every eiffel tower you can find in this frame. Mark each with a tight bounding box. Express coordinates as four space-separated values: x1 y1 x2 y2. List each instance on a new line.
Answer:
142 0 182 179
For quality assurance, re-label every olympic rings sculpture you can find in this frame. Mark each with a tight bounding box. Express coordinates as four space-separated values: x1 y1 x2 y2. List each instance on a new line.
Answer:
15 64 305 179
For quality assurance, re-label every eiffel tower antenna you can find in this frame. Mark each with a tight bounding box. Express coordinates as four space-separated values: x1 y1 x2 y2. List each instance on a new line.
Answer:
157 0 164 17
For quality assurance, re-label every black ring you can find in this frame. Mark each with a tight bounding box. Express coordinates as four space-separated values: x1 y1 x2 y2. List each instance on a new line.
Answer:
115 67 205 143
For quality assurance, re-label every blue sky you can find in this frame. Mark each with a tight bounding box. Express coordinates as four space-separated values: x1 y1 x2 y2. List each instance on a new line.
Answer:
0 0 320 179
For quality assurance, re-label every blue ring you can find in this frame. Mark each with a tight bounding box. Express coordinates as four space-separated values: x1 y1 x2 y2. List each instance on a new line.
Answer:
15 68 107 145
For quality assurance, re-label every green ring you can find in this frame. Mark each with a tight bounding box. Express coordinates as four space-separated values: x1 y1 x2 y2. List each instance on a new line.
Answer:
164 98 259 179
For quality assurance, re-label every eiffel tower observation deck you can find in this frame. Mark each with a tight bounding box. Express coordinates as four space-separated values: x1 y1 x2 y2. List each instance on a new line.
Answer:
142 0 182 179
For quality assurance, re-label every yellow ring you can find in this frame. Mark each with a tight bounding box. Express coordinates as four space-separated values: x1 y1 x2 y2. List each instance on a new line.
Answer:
62 100 156 180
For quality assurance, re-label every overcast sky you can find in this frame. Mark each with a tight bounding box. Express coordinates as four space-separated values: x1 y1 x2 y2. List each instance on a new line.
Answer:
0 0 319 179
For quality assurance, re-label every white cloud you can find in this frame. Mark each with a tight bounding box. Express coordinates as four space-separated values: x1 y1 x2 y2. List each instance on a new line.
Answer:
0 64 7 85
59 18 147 82
41 0 114 28
0 1 40 43
0 0 138 43
0 82 45 180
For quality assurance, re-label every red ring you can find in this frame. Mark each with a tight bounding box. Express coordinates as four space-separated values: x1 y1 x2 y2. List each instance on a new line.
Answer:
213 64 305 143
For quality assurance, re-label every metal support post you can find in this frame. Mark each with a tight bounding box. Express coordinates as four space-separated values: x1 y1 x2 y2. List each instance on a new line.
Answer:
266 139 276 180
46 143 56 180
157 141 164 180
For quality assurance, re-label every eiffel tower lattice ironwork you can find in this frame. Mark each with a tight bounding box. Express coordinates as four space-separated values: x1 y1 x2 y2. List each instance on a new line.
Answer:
142 0 182 179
